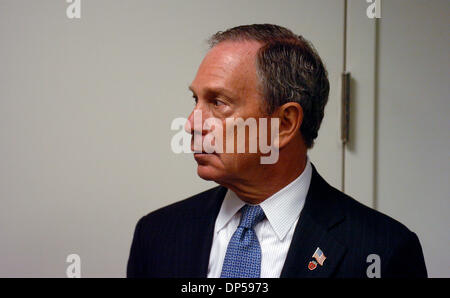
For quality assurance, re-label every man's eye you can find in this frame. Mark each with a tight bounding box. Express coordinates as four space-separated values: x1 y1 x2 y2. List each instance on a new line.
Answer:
213 99 225 106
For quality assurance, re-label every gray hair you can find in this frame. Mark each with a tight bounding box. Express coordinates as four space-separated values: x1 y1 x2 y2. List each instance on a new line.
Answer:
208 24 330 148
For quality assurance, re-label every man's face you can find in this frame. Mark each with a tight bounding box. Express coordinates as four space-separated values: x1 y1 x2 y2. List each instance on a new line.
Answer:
186 41 269 186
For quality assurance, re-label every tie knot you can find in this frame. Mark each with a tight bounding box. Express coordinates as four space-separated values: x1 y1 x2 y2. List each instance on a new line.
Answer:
239 205 265 229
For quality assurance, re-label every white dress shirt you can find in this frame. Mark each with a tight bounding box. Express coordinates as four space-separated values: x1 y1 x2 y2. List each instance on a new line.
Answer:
207 158 312 278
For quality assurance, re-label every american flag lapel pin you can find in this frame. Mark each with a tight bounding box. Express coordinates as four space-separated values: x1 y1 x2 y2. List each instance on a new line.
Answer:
312 247 327 266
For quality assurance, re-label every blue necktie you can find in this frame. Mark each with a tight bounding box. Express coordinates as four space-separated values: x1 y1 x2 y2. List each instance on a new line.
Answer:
220 205 266 278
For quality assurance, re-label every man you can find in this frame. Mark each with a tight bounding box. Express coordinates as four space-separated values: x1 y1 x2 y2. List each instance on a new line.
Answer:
127 24 427 278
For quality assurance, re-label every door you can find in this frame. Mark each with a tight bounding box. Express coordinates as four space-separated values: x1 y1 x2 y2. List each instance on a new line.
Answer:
345 0 450 277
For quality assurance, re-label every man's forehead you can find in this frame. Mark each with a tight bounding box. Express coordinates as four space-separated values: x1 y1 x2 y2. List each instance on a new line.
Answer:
203 40 261 69
191 41 261 94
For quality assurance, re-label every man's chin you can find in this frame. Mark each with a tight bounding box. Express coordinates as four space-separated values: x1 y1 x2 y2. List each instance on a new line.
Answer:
196 165 223 181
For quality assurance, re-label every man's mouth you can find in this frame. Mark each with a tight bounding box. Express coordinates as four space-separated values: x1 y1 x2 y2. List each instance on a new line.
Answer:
192 150 216 155
192 149 217 164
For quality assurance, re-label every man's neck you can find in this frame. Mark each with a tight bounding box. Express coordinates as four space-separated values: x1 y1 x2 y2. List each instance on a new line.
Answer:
223 150 308 205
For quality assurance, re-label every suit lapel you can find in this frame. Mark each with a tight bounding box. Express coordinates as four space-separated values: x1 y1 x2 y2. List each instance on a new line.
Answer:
186 186 227 277
280 164 347 278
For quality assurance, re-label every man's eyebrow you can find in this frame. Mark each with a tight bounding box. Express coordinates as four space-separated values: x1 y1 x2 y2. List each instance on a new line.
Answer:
188 85 236 100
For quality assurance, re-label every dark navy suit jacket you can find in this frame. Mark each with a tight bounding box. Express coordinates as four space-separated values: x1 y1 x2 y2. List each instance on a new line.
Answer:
127 164 427 278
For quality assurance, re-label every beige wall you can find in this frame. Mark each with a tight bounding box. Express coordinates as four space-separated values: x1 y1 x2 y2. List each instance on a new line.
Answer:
0 0 345 277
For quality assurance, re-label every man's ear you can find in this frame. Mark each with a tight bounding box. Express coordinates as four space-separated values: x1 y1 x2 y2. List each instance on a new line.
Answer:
275 102 303 149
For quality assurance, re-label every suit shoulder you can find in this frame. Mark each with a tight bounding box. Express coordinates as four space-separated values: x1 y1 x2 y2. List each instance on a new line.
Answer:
328 186 414 239
322 184 426 277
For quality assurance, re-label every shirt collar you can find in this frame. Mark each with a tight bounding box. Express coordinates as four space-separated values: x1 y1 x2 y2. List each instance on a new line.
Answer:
215 158 312 241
